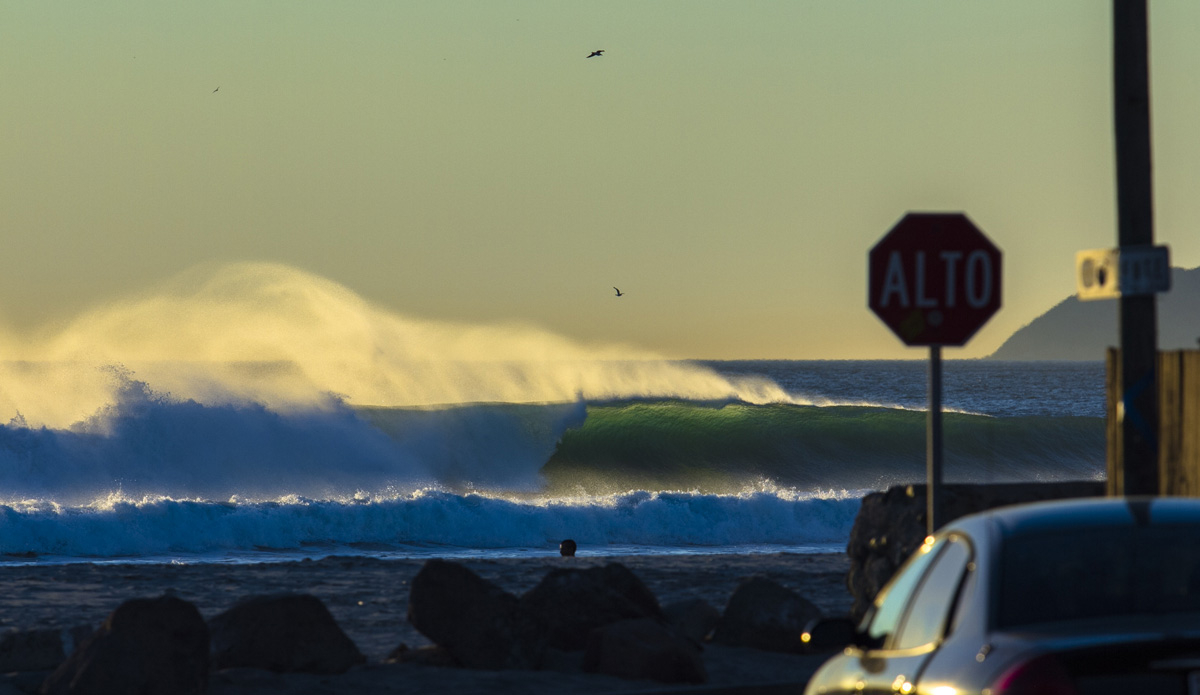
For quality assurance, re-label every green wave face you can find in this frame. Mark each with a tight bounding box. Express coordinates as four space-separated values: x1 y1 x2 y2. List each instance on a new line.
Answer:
541 400 1105 495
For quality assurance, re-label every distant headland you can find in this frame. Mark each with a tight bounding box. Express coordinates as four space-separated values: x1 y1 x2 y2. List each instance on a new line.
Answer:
987 266 1200 361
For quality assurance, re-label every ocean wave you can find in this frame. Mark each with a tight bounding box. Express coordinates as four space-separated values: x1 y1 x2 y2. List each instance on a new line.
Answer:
0 376 585 505
0 488 862 559
542 400 1105 493
0 380 1104 506
0 375 1104 560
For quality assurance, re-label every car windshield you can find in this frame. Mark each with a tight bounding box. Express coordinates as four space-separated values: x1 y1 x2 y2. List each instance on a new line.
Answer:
998 524 1200 629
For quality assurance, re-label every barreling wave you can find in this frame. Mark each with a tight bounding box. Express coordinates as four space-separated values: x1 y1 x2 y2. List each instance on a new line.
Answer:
541 400 1106 494
0 377 1103 560
0 388 1104 506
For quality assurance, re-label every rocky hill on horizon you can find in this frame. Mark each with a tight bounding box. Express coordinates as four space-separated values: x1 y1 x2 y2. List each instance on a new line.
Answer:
988 266 1200 361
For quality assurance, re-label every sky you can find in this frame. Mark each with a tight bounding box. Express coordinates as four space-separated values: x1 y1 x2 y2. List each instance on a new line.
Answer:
3 1 1200 361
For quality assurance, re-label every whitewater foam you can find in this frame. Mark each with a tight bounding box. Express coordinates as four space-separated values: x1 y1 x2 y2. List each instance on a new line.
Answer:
0 487 863 560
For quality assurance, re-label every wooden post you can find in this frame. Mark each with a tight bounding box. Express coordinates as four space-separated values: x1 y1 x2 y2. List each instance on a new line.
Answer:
1157 351 1200 496
1183 352 1200 494
1113 350 1200 497
1106 348 1122 495
1159 351 1183 494
1112 0 1159 495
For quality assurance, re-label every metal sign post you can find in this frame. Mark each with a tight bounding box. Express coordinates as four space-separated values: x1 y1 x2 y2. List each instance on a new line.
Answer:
927 345 943 533
869 212 1002 535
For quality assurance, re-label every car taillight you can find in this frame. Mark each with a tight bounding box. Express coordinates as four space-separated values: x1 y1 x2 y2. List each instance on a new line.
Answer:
990 654 1079 695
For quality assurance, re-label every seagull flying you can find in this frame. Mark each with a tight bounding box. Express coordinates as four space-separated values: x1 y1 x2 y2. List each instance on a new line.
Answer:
587 50 604 58
613 287 624 297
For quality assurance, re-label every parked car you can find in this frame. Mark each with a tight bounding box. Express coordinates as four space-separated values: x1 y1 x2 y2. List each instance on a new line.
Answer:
803 496 1200 695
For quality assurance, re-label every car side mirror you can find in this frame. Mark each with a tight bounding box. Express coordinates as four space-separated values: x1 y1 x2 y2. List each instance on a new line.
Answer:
801 617 859 652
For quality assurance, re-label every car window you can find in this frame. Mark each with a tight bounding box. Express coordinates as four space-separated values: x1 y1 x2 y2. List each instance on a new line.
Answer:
947 552 978 636
999 524 1200 628
891 536 971 650
863 537 942 647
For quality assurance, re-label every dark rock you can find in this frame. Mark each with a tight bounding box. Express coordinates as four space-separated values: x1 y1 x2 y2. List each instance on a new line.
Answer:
385 643 456 667
40 594 208 695
0 628 68 673
662 598 720 645
0 625 93 674
519 563 664 652
407 559 543 669
385 642 409 662
711 576 820 653
208 593 364 674
540 647 586 674
6 670 51 694
844 482 1105 620
58 626 92 661
583 618 706 684
559 539 577 557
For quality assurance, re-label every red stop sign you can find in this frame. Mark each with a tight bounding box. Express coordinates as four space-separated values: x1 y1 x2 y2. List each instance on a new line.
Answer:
868 213 1002 346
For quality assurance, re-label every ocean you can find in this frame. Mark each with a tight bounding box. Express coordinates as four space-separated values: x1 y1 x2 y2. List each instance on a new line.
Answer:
0 359 1106 566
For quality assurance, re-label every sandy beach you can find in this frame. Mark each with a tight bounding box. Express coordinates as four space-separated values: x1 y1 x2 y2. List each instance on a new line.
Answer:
0 552 851 693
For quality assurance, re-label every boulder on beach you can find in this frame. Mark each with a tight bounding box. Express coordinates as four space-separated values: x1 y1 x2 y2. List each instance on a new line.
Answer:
208 593 365 674
711 575 821 653
0 626 91 673
663 598 721 645
407 558 544 669
519 563 664 652
40 594 208 695
583 618 707 684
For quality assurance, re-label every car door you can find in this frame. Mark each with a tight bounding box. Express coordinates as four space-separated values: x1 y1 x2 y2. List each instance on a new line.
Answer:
856 534 973 694
823 535 944 695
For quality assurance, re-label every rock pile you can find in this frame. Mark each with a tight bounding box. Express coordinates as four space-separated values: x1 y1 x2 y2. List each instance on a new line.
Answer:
405 559 703 683
0 560 830 692
16 592 360 694
403 560 830 684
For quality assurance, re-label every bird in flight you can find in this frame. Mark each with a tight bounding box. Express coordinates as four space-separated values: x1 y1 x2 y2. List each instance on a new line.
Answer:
213 87 219 93
587 50 604 58
613 287 624 297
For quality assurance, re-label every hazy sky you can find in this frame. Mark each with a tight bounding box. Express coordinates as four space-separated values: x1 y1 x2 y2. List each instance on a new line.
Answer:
3 1 1199 360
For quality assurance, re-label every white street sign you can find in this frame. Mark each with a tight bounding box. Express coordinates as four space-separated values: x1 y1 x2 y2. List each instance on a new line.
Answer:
1076 245 1170 301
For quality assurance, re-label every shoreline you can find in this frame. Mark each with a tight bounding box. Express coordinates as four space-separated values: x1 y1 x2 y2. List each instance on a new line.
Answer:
1 551 851 693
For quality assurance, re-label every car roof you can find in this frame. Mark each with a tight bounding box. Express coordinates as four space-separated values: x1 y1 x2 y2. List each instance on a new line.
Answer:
947 495 1200 538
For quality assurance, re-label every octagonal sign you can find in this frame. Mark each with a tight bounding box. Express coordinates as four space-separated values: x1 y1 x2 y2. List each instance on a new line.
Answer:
868 212 1002 346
